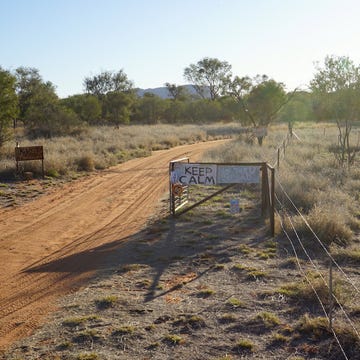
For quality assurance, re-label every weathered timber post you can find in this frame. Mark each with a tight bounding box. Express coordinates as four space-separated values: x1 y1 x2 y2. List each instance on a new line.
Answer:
261 163 268 216
329 260 334 331
277 148 280 169
270 166 275 237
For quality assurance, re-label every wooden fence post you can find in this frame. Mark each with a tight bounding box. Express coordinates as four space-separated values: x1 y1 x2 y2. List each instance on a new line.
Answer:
270 166 275 237
169 162 174 215
277 148 280 169
329 260 334 331
261 163 267 216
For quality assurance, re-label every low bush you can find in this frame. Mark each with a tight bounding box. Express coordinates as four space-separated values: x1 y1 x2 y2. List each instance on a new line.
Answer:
276 273 346 307
287 206 353 248
76 155 95 172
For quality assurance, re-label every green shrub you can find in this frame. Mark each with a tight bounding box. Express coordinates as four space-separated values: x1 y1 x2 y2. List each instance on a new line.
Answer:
163 334 185 345
233 338 255 352
295 314 329 340
252 311 280 328
112 325 136 335
95 295 118 309
227 297 245 308
276 274 345 307
62 315 98 327
46 168 60 178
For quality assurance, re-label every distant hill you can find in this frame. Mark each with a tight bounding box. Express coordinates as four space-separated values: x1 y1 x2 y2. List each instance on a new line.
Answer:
136 84 210 99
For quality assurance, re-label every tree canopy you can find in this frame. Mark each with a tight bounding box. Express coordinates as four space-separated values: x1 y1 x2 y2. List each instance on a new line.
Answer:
310 55 360 168
83 70 133 98
184 57 232 100
246 77 288 127
310 55 360 121
61 94 101 124
6 55 355 143
0 68 18 148
165 82 188 101
229 75 288 127
15 67 81 137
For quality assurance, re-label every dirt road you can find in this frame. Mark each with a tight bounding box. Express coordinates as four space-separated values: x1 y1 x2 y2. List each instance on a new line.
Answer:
0 140 227 351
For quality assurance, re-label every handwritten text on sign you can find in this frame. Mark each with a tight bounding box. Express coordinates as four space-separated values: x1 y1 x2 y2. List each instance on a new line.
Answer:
173 163 260 185
15 146 44 161
173 163 217 185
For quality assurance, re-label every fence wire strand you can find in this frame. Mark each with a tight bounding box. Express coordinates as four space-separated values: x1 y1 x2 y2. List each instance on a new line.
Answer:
275 193 360 343
275 177 360 296
269 129 360 358
276 208 350 360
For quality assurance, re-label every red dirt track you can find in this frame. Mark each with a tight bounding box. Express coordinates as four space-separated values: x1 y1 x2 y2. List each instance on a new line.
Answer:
0 141 226 351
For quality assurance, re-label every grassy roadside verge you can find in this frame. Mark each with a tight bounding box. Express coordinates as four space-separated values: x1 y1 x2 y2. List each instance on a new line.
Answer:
0 123 240 208
3 185 284 360
3 122 360 359
5 182 360 359
0 123 242 179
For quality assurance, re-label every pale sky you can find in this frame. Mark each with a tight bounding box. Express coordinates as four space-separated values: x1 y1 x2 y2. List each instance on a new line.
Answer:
1 0 360 98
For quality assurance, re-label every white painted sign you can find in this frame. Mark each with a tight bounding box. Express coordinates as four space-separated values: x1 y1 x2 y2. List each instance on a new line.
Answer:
173 163 217 185
217 165 260 184
173 163 260 185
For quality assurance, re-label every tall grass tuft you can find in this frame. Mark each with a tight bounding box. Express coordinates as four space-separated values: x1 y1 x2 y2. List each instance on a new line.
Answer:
287 206 353 247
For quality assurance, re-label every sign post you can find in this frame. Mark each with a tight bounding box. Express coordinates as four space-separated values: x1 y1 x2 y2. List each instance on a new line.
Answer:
15 145 45 178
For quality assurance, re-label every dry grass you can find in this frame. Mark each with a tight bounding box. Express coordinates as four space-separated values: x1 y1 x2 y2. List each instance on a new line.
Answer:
4 169 360 360
3 122 360 359
275 271 347 308
284 206 353 248
331 247 360 265
0 123 241 179
203 123 360 249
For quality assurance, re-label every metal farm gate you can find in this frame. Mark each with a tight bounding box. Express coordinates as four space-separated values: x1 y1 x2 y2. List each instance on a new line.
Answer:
169 158 275 236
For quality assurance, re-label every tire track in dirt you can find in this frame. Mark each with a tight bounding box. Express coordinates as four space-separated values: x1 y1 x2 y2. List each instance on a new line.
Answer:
0 140 228 351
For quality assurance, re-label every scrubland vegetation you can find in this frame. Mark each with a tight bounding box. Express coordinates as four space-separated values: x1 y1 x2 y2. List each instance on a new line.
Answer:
5 121 360 360
3 54 360 358
0 123 240 179
204 123 360 249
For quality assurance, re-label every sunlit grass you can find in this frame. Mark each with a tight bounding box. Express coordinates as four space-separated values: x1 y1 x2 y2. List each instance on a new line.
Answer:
0 122 242 178
203 123 360 248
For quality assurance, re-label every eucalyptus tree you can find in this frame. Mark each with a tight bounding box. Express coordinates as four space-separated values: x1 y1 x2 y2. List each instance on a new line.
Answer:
310 55 360 121
104 91 134 125
184 57 232 100
15 67 81 137
310 55 360 168
247 76 288 126
0 68 18 148
15 67 45 121
83 70 133 98
229 75 289 144
278 91 314 123
134 93 167 124
164 82 188 101
61 94 101 124
83 70 134 123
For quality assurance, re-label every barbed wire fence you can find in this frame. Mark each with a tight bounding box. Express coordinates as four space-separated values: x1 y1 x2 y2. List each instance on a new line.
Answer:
267 125 360 359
